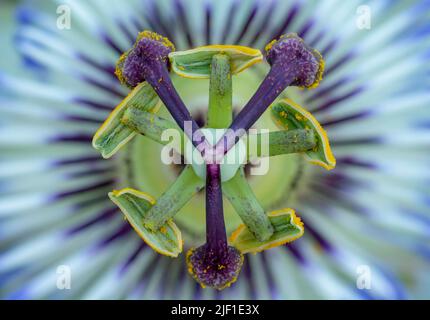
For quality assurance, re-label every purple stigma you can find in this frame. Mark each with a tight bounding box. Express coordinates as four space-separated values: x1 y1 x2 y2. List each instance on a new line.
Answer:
122 37 172 87
187 244 243 290
266 33 322 88
187 164 243 289
117 31 174 88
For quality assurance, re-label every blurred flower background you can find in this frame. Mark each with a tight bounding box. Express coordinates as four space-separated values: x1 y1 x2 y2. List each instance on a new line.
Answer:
0 0 429 299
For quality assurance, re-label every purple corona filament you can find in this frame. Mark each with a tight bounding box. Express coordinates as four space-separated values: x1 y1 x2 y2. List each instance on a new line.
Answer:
186 164 243 289
215 33 324 155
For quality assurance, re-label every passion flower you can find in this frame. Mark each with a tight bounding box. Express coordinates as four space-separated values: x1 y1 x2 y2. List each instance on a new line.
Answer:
3 0 428 300
92 31 334 289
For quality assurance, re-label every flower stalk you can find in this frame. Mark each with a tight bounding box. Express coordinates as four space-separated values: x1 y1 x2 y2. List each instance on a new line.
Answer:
249 129 316 158
143 165 205 231
207 54 233 128
122 107 184 151
222 168 274 241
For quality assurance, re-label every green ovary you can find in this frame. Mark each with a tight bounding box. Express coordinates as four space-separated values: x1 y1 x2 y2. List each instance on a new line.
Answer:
122 71 307 245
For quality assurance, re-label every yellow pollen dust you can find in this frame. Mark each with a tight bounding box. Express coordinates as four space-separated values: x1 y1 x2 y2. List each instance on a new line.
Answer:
137 30 176 52
292 214 304 228
265 39 277 53
295 113 304 121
